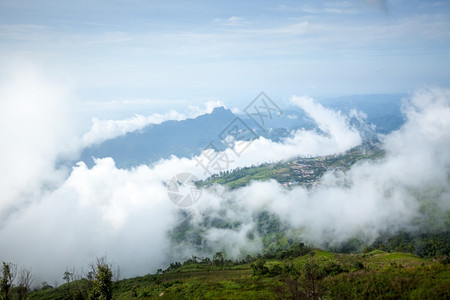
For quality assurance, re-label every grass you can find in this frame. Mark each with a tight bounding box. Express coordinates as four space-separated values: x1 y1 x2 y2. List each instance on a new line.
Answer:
197 143 385 190
27 249 449 299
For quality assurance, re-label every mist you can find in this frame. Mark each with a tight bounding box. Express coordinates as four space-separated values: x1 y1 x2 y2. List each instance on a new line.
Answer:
188 88 449 253
0 62 449 285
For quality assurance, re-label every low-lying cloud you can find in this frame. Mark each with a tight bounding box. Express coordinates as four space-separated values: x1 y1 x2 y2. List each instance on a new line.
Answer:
0 62 448 285
0 60 76 226
191 87 450 251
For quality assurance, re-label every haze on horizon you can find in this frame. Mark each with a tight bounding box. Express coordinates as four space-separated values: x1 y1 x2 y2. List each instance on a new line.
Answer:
1 0 449 115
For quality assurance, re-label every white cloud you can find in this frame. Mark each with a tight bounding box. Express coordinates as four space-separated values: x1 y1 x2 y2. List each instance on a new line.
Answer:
186 94 362 175
212 16 249 26
0 157 178 281
0 74 364 280
81 100 225 147
0 68 448 286
188 88 450 249
0 59 76 223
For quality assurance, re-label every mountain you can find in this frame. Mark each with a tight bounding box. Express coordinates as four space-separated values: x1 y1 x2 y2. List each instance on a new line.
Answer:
80 107 236 168
78 95 405 169
79 107 307 169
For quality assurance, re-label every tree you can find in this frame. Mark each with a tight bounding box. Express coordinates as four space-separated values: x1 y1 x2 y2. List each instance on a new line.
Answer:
250 258 269 276
88 257 113 300
274 260 326 300
1 262 16 300
63 269 74 284
301 261 326 299
17 267 33 300
213 252 224 268
62 267 88 300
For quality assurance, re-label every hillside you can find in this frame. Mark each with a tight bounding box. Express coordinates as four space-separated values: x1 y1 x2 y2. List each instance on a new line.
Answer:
28 246 449 299
197 142 385 190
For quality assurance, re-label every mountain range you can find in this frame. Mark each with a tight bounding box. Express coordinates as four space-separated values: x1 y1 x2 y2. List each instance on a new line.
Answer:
78 94 405 169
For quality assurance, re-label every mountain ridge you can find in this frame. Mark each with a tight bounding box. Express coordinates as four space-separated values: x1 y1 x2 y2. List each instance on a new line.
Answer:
78 95 405 169
79 106 237 168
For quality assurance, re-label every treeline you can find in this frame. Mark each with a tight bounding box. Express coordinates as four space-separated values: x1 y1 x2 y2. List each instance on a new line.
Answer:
171 207 450 262
368 231 450 261
118 241 448 299
1 257 115 300
58 257 114 300
317 231 450 263
5 230 449 299
250 249 449 299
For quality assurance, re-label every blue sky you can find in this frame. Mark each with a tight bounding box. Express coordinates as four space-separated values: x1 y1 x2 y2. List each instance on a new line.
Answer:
1 0 449 111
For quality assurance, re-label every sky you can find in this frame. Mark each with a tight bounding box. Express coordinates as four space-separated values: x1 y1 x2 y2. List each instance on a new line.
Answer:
1 0 450 115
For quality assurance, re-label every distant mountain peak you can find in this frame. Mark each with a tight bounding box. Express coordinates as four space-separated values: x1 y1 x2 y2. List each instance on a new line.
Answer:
211 106 231 114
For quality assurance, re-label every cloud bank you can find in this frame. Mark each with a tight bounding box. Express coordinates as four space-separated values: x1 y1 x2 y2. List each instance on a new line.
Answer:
191 88 450 250
0 62 448 284
0 60 76 225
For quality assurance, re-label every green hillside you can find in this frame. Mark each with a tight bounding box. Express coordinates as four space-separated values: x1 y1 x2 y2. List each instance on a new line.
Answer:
27 246 449 299
197 143 385 190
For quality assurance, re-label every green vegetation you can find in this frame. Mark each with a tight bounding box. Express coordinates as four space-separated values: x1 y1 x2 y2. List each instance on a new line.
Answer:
25 257 113 300
6 225 448 299
22 232 450 299
89 257 113 300
168 209 300 256
369 231 450 260
197 143 385 190
1 262 16 300
26 244 449 299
